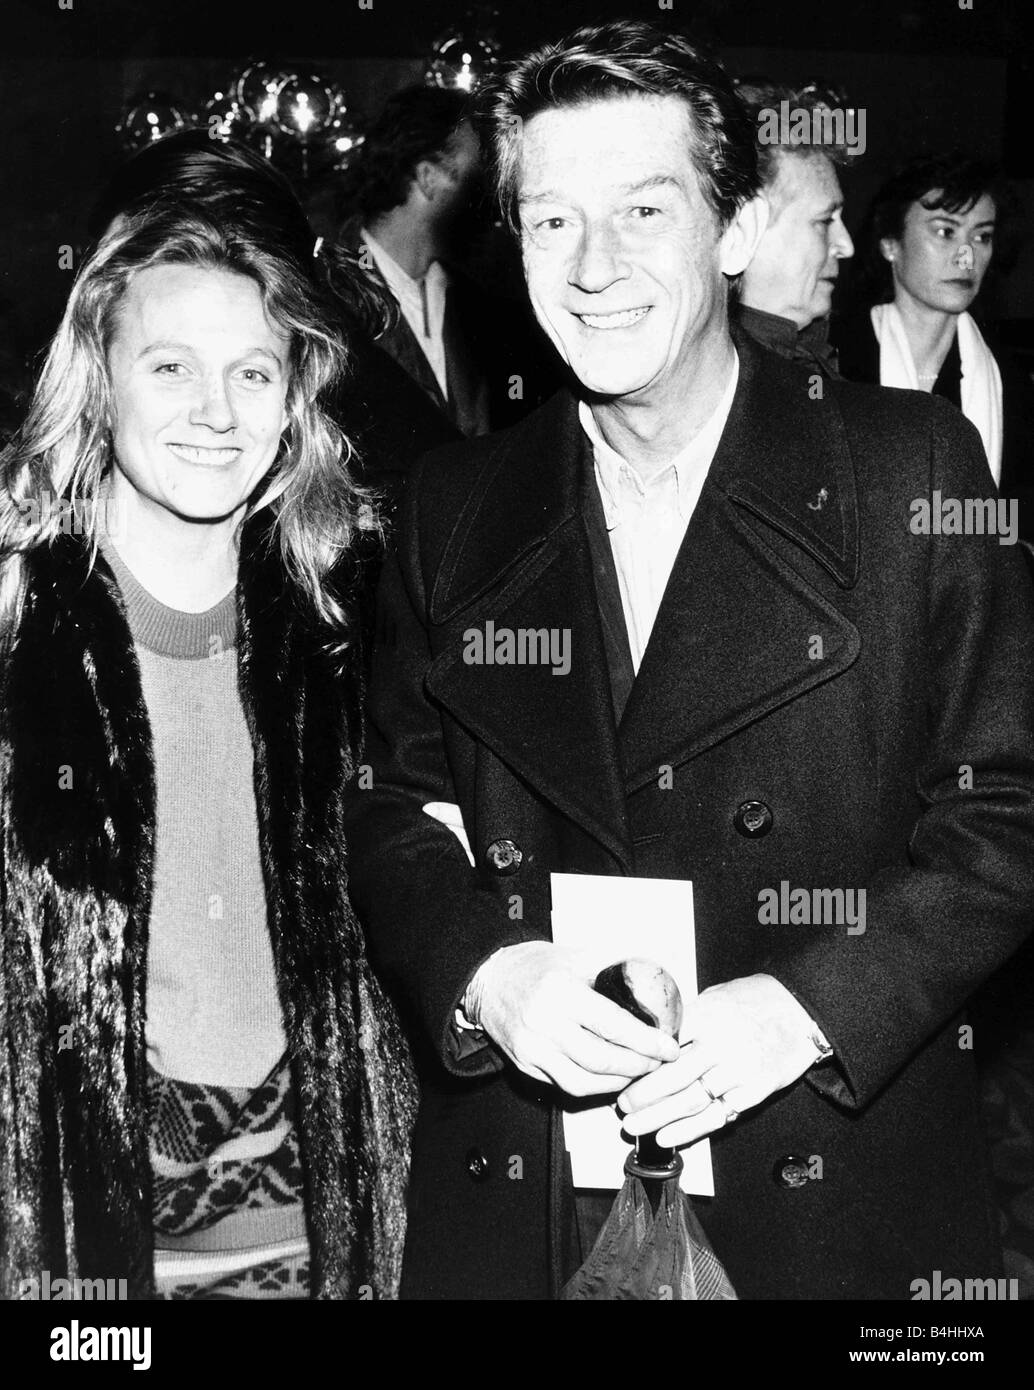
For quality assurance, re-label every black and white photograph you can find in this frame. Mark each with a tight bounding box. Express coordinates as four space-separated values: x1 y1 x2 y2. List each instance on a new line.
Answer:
2 0 1033 1367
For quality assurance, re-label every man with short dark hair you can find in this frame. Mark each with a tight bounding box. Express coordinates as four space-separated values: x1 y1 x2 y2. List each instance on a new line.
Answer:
343 86 490 437
735 81 855 375
347 20 1034 1300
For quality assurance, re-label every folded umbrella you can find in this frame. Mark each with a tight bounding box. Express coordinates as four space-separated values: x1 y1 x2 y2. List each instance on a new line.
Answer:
560 960 737 1301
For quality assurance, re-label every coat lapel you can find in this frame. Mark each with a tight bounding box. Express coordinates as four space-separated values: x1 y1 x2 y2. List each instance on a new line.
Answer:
343 218 452 418
426 336 863 836
378 313 450 416
619 334 861 791
425 394 634 872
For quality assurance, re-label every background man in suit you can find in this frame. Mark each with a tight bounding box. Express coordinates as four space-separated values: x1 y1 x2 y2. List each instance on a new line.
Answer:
343 86 490 437
339 85 560 441
347 20 1034 1300
733 80 855 377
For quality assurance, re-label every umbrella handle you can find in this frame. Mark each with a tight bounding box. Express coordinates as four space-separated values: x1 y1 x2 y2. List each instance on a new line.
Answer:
594 961 685 1181
629 1132 682 1180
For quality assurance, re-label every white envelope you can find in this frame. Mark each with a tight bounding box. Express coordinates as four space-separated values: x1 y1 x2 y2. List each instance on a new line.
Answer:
420 808 713 1194
550 872 714 1196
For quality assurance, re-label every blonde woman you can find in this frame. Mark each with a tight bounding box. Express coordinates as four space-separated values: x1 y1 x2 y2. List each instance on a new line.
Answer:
0 158 415 1300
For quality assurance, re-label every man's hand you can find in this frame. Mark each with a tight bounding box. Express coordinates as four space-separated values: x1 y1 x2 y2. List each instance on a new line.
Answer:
465 942 681 1096
617 974 825 1145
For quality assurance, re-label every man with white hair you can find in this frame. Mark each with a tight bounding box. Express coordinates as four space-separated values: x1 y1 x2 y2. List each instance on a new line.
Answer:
735 81 855 377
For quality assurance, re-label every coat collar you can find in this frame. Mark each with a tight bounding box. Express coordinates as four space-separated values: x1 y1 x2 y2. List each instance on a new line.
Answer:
430 328 858 622
717 328 858 587
425 331 862 860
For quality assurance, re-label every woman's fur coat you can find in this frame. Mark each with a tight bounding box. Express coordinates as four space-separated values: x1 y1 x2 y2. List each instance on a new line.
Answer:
0 520 416 1299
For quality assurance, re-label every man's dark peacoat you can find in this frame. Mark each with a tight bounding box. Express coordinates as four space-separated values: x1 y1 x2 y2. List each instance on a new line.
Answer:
346 332 1034 1300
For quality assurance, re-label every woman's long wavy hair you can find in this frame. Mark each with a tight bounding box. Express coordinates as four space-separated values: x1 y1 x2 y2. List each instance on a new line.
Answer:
0 152 380 649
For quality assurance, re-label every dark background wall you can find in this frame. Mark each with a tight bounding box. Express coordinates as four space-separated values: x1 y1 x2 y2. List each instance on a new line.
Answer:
2 0 1030 375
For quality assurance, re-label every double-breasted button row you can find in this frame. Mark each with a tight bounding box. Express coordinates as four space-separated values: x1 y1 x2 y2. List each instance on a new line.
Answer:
468 1145 813 1188
773 1154 812 1189
734 800 773 838
466 1147 490 1181
484 838 523 874
488 810 772 861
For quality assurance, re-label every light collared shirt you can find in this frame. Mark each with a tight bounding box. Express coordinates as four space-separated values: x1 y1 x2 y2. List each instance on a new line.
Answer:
580 353 740 673
361 226 450 399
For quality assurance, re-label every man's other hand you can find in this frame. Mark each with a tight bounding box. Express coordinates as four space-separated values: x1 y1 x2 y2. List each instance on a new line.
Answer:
617 974 824 1144
465 942 681 1096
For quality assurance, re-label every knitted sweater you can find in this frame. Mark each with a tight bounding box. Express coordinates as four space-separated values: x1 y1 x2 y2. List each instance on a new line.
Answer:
98 534 309 1299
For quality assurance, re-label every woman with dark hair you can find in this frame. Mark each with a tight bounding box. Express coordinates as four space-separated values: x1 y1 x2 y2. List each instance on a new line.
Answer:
842 154 1034 1296
837 153 1034 524
0 142 416 1300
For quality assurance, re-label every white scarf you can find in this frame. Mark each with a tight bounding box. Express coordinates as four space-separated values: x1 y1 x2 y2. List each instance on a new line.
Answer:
870 302 1003 485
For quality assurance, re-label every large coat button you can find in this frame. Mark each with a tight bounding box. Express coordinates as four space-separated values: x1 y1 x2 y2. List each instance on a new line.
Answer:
485 838 523 874
466 1148 490 1181
735 800 773 838
773 1154 811 1189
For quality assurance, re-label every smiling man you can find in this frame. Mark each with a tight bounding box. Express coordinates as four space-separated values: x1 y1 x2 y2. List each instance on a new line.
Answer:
347 20 1034 1300
517 94 748 474
734 81 855 376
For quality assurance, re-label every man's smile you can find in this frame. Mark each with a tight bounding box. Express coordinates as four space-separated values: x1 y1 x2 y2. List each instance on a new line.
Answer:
574 306 652 330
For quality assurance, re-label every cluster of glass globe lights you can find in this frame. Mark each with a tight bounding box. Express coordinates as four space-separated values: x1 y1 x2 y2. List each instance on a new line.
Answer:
115 30 503 175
